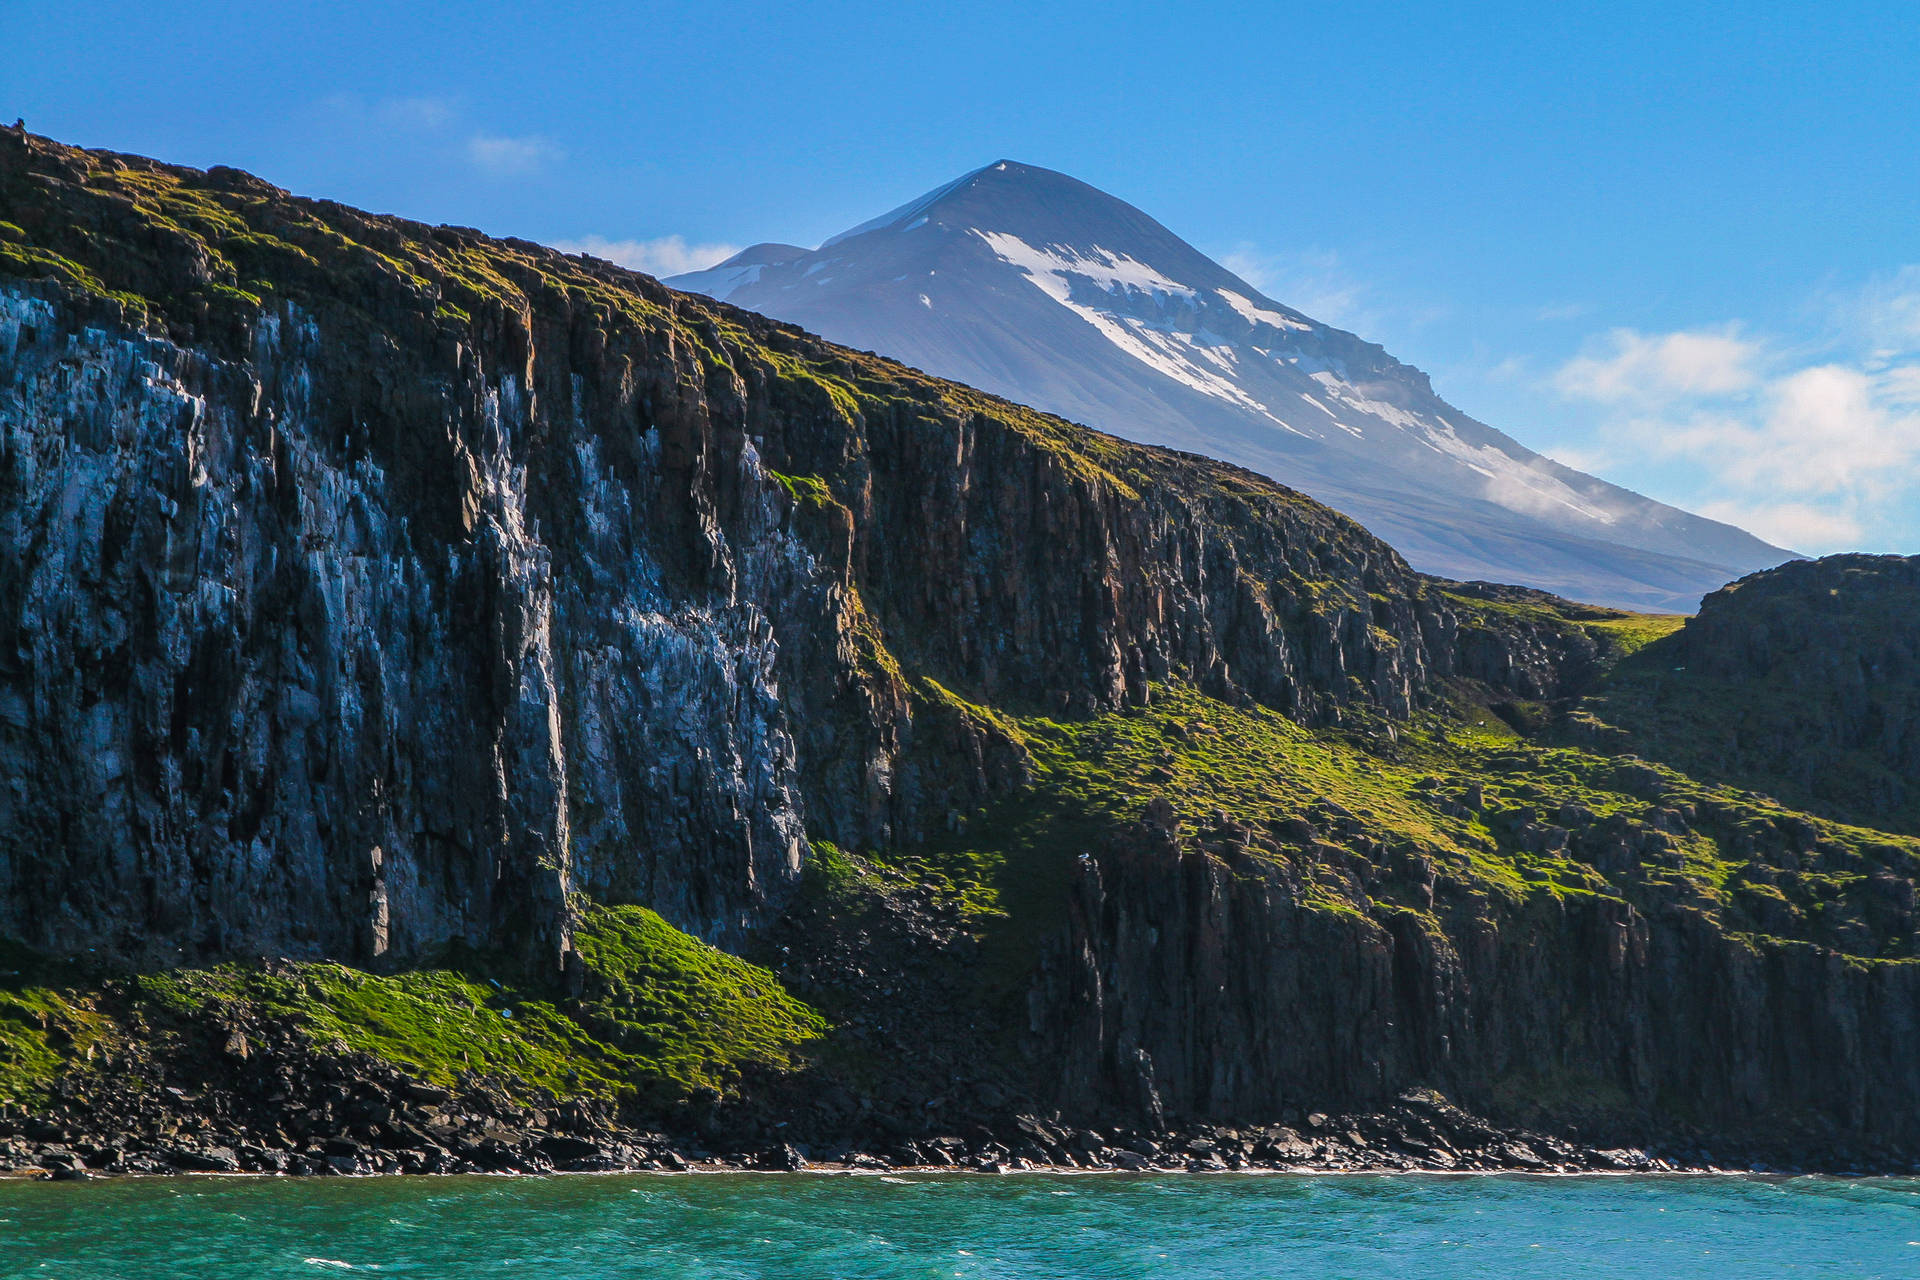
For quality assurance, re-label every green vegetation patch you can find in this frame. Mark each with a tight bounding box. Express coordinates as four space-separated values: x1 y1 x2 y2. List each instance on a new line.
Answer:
567 903 826 1095
0 985 112 1107
1580 612 1687 658
848 676 1920 978
1 904 824 1110
1442 587 1687 669
1025 684 1437 838
0 940 115 1105
766 469 835 509
135 962 631 1100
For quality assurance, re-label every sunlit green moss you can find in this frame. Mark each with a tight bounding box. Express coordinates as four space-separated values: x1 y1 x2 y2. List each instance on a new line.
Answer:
567 902 826 1094
0 943 115 1106
7 904 823 1109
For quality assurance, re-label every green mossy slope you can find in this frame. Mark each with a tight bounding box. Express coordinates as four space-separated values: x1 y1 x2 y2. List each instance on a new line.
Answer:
913 681 1920 964
0 906 822 1109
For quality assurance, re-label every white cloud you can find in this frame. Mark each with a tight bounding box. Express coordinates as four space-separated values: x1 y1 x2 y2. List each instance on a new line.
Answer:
1634 364 1919 500
1555 327 1760 403
1550 314 1920 553
551 235 742 277
1752 365 1915 495
318 92 458 133
376 96 456 131
464 133 563 176
1880 362 1920 406
1694 499 1864 551
1487 355 1529 381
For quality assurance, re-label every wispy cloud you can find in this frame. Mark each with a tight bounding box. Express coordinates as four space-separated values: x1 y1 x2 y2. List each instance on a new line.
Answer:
317 92 480 159
465 134 563 177
376 96 457 130
1553 291 1920 553
1694 499 1865 551
1555 327 1760 403
1643 365 1917 500
314 93 565 178
319 92 459 132
1844 264 1920 358
1540 443 1616 475
552 235 742 277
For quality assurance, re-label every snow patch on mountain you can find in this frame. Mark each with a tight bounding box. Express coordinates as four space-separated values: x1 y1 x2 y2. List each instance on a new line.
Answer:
976 230 1293 421
1216 288 1311 332
974 230 1198 302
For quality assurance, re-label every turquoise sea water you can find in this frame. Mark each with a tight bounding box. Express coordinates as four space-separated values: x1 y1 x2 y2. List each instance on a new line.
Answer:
3 1173 1918 1279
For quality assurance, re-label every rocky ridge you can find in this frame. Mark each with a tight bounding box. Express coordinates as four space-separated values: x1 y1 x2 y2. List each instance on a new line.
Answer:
1571 554 1920 834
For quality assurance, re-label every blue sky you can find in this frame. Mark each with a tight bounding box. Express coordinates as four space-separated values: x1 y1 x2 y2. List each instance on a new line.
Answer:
10 1 1917 553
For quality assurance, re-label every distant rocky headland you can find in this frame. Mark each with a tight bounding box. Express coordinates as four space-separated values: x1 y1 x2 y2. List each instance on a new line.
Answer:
3 127 1918 1179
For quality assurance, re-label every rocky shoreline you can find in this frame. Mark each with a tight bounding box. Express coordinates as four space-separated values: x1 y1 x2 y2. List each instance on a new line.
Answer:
0 1112 1718 1182
0 1055 1880 1182
3 954 1908 1184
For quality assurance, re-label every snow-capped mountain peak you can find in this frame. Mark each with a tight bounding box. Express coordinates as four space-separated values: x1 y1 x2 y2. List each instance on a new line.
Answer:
669 161 1787 610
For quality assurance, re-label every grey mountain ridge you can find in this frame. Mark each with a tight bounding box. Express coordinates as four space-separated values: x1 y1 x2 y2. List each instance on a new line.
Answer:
669 160 1790 611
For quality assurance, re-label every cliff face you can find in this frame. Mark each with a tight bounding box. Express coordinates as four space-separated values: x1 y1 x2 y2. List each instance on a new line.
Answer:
0 130 1564 969
0 282 831 965
4 131 1919 1160
1040 810 1920 1147
1008 672 1920 1152
1029 564 1920 1151
1678 556 1920 821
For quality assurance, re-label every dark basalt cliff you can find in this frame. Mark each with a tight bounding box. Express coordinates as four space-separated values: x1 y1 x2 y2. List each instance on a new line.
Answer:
1024 567 1920 1153
1039 790 1920 1147
0 128 1547 967
2 129 1918 1170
